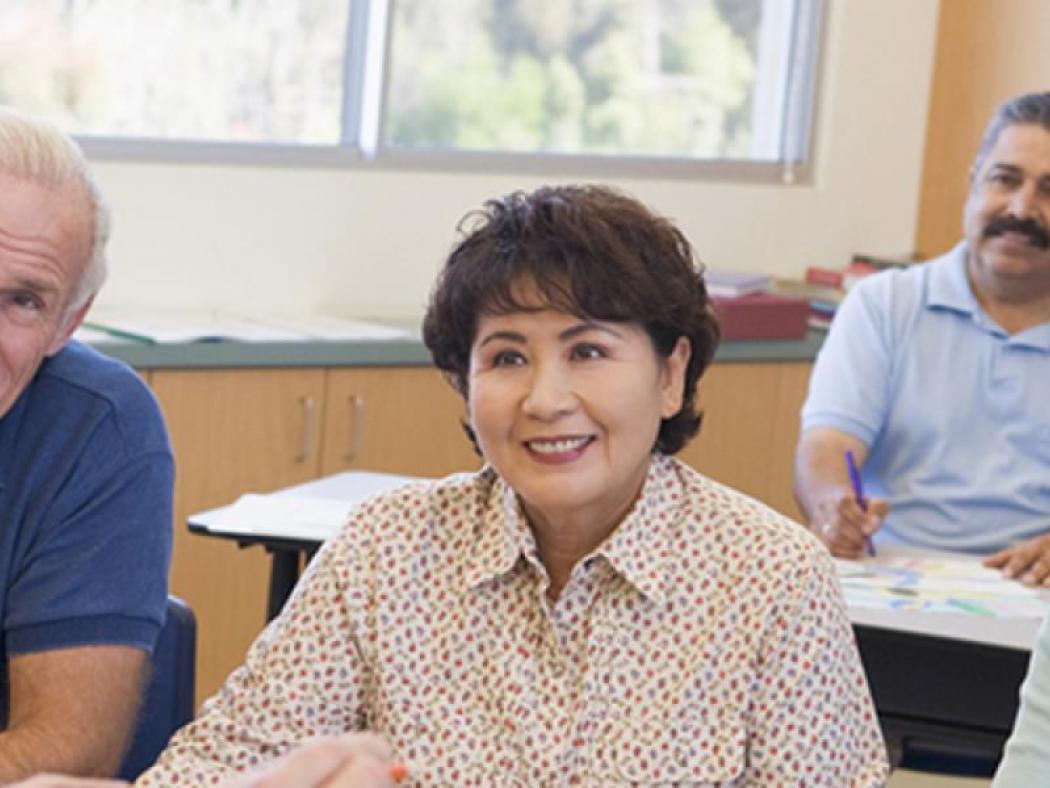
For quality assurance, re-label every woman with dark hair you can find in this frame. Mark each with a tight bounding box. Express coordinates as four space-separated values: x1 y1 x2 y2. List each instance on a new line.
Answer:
44 184 886 787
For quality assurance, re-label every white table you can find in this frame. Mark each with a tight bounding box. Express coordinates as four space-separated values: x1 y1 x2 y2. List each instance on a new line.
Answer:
841 546 1045 775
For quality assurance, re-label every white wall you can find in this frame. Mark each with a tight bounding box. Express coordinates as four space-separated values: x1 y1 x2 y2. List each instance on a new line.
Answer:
89 0 941 323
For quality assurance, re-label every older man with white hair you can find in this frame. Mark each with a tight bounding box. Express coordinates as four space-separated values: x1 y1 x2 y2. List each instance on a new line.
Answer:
0 107 172 779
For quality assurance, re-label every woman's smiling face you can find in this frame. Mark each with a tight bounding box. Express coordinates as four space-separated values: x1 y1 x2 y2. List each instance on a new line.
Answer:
467 299 689 535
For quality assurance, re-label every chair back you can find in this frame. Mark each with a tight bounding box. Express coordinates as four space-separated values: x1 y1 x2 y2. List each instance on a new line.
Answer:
117 595 197 780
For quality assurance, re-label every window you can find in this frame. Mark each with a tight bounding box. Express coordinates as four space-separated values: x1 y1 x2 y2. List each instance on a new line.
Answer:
0 0 823 176
0 0 352 144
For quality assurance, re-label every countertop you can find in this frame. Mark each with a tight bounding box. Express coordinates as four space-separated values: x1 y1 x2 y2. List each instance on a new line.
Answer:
86 330 826 369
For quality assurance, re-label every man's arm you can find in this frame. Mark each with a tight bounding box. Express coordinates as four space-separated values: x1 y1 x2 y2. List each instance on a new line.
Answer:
0 646 147 781
794 426 888 558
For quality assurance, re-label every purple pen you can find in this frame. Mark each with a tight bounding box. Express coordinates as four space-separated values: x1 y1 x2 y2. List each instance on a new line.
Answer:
845 450 875 556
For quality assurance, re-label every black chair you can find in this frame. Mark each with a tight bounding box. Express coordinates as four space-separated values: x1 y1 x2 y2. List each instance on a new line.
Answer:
117 595 197 780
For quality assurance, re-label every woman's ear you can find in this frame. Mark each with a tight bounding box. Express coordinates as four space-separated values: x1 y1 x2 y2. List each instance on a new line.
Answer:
660 336 691 418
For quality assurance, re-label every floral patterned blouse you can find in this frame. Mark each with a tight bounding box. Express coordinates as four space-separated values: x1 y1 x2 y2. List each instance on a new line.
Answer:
139 454 888 786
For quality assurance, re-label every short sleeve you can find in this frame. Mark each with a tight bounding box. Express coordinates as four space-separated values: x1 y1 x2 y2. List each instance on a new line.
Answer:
800 275 895 445
4 383 173 658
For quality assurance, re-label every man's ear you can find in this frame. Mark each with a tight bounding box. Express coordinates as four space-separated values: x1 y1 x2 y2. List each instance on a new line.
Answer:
967 156 983 191
46 294 95 356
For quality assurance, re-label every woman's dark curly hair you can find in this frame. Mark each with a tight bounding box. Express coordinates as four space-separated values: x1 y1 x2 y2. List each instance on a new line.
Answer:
422 184 721 455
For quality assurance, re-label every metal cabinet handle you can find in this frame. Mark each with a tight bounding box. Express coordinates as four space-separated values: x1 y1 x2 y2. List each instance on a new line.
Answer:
344 395 365 462
296 396 317 462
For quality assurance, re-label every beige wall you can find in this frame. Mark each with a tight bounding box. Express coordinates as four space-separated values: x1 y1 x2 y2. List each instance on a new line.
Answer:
916 0 1050 259
89 0 940 322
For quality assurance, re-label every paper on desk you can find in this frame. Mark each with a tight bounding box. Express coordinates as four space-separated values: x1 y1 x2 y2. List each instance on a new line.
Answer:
73 324 131 344
86 309 412 343
210 494 352 542
86 309 306 343
237 314 412 341
836 555 1050 618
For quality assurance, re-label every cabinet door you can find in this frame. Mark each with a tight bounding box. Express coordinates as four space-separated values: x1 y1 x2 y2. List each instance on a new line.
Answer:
677 362 811 521
152 368 326 704
319 367 481 478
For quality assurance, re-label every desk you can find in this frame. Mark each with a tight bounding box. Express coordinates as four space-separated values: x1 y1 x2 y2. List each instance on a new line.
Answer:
189 476 1042 774
189 471 418 620
846 566 1039 774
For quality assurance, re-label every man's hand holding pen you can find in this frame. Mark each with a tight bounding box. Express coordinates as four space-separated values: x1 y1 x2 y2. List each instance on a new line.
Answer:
814 492 890 560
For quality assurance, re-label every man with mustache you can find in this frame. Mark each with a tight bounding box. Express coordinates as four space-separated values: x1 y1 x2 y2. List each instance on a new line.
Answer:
794 91 1050 582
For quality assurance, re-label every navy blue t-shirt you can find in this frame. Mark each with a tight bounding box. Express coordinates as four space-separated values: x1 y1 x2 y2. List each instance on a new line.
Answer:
0 340 173 723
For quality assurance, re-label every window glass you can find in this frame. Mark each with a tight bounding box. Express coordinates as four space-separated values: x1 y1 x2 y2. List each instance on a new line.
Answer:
0 0 821 171
384 0 801 161
0 0 351 144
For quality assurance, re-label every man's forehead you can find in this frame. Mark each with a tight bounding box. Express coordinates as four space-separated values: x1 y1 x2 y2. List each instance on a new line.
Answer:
980 123 1050 172
0 174 93 295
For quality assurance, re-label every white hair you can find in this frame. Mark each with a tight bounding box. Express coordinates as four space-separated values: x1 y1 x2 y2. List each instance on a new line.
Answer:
0 105 110 313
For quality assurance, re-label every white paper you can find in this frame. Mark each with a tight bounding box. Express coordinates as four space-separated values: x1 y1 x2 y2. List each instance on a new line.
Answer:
86 308 412 343
210 494 352 542
837 555 1050 618
86 309 305 342
237 313 412 341
73 324 130 344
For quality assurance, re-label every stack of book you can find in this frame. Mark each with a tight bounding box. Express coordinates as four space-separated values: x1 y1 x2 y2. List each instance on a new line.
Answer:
703 269 809 341
768 253 917 331
767 277 844 331
703 270 771 299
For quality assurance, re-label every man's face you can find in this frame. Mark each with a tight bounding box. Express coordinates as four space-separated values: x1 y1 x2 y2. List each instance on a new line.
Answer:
963 123 1050 295
0 173 93 419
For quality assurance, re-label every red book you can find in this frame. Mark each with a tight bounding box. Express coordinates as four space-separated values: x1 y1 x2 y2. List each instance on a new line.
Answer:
805 265 845 289
711 292 809 341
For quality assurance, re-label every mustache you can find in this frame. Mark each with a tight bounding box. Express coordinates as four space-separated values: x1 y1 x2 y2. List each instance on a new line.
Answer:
983 215 1050 249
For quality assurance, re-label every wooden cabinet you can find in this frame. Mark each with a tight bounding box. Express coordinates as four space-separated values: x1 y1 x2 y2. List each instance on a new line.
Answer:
678 362 811 521
152 365 480 705
319 367 480 477
152 368 327 704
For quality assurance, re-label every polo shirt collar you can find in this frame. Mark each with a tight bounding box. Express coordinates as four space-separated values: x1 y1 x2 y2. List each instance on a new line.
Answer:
926 242 979 316
927 241 1050 348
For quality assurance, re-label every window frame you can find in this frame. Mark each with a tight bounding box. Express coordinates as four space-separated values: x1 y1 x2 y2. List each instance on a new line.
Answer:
72 0 826 184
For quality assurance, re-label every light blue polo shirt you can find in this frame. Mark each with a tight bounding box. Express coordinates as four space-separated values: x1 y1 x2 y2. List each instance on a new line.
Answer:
801 243 1050 553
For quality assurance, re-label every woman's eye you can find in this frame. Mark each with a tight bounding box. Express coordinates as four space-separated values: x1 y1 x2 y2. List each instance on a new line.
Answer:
571 343 605 360
492 349 525 367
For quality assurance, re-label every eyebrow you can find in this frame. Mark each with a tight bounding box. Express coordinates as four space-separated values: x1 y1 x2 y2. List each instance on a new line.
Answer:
477 320 624 348
2 275 60 297
986 163 1050 185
